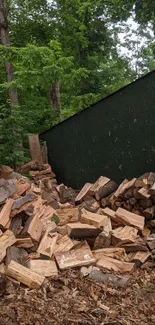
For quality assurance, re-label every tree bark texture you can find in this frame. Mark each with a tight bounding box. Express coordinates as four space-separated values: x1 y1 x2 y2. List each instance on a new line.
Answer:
0 0 18 107
50 80 61 117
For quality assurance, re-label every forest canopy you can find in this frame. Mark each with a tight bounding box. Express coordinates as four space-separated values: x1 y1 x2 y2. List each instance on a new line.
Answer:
0 0 154 166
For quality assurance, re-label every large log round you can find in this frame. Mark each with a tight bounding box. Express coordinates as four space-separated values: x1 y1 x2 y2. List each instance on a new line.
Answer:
95 180 118 201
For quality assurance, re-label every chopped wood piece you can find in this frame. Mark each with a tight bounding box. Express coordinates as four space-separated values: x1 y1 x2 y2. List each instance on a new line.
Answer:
30 183 42 195
80 199 100 213
128 251 151 267
40 175 53 188
134 174 149 188
0 187 8 204
100 193 114 208
81 194 94 201
29 260 58 277
75 183 93 202
5 219 11 230
150 219 155 228
93 232 111 249
138 188 151 199
54 235 74 253
0 198 14 229
129 197 137 206
56 207 79 226
113 179 128 199
18 161 36 173
9 215 22 235
94 230 111 249
115 178 136 199
0 179 16 204
22 215 43 242
124 189 134 199
27 252 40 261
11 199 37 218
141 261 155 269
100 207 121 223
57 225 67 236
56 184 65 193
95 180 118 200
149 183 155 195
143 206 155 219
12 193 36 211
59 185 76 204
0 230 16 262
55 241 95 270
0 165 13 179
139 198 152 209
5 260 45 289
33 172 56 182
121 239 148 252
29 165 52 177
147 238 155 250
15 237 34 248
112 226 138 246
39 205 57 222
147 172 155 186
81 209 109 228
72 239 81 247
12 180 30 197
28 135 43 163
88 176 110 200
96 256 135 273
5 246 28 267
37 232 58 257
42 189 59 204
0 263 5 274
115 201 122 207
151 195 155 204
58 202 73 209
122 202 132 212
115 208 145 230
94 217 112 248
132 188 141 200
26 196 44 217
42 220 57 234
142 228 150 238
29 163 48 172
67 222 101 239
48 199 60 210
98 209 122 229
93 247 127 261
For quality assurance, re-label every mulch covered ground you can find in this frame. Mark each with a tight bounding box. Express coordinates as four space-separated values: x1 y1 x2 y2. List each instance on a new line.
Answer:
0 268 155 325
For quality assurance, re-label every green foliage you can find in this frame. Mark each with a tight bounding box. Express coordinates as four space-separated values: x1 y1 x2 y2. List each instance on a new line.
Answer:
51 214 59 225
134 0 155 26
0 103 28 167
0 0 154 167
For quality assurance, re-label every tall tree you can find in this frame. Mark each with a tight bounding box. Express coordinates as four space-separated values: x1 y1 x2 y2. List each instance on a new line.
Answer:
7 0 54 46
0 0 18 108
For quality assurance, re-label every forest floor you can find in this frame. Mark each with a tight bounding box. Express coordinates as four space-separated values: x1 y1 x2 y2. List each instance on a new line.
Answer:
0 268 155 325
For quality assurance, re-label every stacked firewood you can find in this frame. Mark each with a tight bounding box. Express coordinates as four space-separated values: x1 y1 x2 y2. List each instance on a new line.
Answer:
18 161 57 185
100 173 155 226
0 164 155 291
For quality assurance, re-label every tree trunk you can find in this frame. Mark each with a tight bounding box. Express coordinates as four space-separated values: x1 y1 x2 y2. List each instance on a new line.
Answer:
0 0 18 107
0 0 23 169
49 80 61 118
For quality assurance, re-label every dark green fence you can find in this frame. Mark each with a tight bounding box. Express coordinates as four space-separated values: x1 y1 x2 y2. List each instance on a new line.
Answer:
40 71 155 189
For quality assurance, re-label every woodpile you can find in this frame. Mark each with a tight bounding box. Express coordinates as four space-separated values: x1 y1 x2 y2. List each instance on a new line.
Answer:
0 162 155 289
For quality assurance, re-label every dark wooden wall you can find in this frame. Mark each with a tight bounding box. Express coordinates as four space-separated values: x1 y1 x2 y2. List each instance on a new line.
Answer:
40 71 155 189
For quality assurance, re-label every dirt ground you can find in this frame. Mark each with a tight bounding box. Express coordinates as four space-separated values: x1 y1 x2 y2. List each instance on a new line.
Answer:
0 267 155 325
